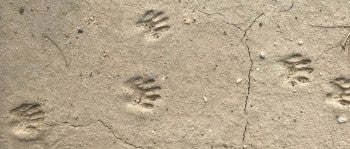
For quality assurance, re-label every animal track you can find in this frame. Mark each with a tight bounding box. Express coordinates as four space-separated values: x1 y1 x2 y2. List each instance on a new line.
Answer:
10 103 46 141
281 53 314 86
124 75 162 110
136 10 170 40
328 77 350 107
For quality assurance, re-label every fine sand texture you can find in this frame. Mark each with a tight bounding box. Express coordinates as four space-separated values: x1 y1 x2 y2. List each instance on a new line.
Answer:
1 0 350 149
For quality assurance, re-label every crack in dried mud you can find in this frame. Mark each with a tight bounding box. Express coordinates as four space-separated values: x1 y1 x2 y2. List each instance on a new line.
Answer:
243 40 253 113
98 120 143 149
279 0 294 12
241 39 252 148
241 121 248 145
240 12 265 148
242 13 264 38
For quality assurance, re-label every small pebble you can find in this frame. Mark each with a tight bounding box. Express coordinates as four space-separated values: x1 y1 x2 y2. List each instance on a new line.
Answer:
298 40 304 45
259 52 266 59
236 78 242 84
184 18 193 25
337 116 348 124
273 42 278 46
203 97 208 102
184 18 192 25
102 51 107 57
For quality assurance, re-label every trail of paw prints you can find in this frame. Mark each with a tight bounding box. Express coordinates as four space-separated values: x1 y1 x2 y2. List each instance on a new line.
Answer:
136 10 170 41
327 77 350 108
10 103 46 141
124 75 162 111
281 53 314 86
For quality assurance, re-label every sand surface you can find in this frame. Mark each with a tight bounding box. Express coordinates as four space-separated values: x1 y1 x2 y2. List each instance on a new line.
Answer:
1 0 350 148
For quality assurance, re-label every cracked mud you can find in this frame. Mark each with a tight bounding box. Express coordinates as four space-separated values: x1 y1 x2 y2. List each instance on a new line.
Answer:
1 0 350 149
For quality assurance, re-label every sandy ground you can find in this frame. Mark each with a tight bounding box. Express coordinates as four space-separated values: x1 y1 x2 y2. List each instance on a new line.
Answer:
0 0 350 148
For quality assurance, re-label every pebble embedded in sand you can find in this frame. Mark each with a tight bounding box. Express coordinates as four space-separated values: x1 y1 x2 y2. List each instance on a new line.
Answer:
203 97 208 102
337 116 348 124
298 40 304 45
184 18 193 25
259 52 266 59
236 78 242 84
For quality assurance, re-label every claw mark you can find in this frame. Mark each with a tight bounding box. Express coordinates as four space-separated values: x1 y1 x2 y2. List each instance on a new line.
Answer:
281 53 314 86
125 75 162 110
10 103 46 141
42 34 69 67
136 10 170 41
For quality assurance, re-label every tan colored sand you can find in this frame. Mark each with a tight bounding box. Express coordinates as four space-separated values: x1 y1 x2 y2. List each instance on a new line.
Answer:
1 0 350 148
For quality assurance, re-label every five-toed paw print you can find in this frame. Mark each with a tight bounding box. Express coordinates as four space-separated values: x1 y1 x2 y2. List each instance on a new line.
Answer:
281 53 314 86
136 10 170 41
328 77 350 106
10 103 46 141
124 75 162 110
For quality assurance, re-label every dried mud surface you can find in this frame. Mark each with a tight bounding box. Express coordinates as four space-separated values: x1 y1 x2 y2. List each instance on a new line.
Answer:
0 0 350 149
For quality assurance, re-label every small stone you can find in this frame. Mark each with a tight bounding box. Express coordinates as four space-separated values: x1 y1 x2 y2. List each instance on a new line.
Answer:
102 51 107 57
184 18 193 25
203 97 208 102
236 78 242 84
319 72 323 76
337 116 348 124
259 52 266 59
273 42 278 46
298 40 304 45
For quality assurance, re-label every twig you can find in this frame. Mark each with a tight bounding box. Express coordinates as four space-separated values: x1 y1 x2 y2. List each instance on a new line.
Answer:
42 34 69 67
310 24 350 28
341 32 350 51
